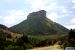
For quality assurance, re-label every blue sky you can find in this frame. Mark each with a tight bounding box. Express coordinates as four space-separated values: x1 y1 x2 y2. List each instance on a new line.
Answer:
0 0 75 29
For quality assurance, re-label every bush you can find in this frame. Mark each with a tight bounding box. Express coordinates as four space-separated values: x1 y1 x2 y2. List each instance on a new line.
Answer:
7 34 12 38
5 45 24 50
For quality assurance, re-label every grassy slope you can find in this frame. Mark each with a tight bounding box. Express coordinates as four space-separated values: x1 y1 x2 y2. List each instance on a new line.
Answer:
11 11 69 35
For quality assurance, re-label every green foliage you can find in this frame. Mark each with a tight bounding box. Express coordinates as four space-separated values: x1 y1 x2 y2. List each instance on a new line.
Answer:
7 34 12 38
0 34 32 50
0 30 68 50
61 29 75 48
5 45 24 50
15 35 33 49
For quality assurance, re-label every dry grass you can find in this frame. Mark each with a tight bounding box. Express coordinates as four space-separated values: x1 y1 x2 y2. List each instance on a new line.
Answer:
29 43 63 50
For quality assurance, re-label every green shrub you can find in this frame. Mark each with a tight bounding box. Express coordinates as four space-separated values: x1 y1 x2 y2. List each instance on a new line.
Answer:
5 45 24 50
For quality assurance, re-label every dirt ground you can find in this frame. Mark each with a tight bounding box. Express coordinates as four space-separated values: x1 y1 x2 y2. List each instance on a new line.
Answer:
29 43 63 50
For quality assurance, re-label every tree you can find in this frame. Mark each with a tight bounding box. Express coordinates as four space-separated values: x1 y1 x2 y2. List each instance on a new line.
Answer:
68 29 75 39
7 34 12 38
63 29 75 47
68 29 75 47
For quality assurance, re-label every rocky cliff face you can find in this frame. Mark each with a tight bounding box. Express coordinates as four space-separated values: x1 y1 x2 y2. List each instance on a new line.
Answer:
27 10 46 20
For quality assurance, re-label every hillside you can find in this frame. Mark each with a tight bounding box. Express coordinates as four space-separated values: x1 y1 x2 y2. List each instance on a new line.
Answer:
11 10 68 35
0 24 9 36
11 10 69 35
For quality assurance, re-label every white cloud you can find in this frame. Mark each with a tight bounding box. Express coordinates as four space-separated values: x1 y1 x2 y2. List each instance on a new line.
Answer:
65 24 75 29
47 12 59 21
0 16 3 19
72 6 75 8
0 16 4 24
25 0 57 11
47 12 67 21
4 0 22 3
70 18 75 23
65 18 75 29
48 2 57 10
60 6 68 13
61 12 71 17
72 0 75 3
0 10 28 27
7 10 25 16
62 9 67 13
25 0 46 11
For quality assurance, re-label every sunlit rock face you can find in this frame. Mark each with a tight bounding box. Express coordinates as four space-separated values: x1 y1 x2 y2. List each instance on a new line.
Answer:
27 10 46 20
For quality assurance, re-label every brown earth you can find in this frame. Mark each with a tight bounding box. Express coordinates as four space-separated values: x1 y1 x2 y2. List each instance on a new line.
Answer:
29 42 63 50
